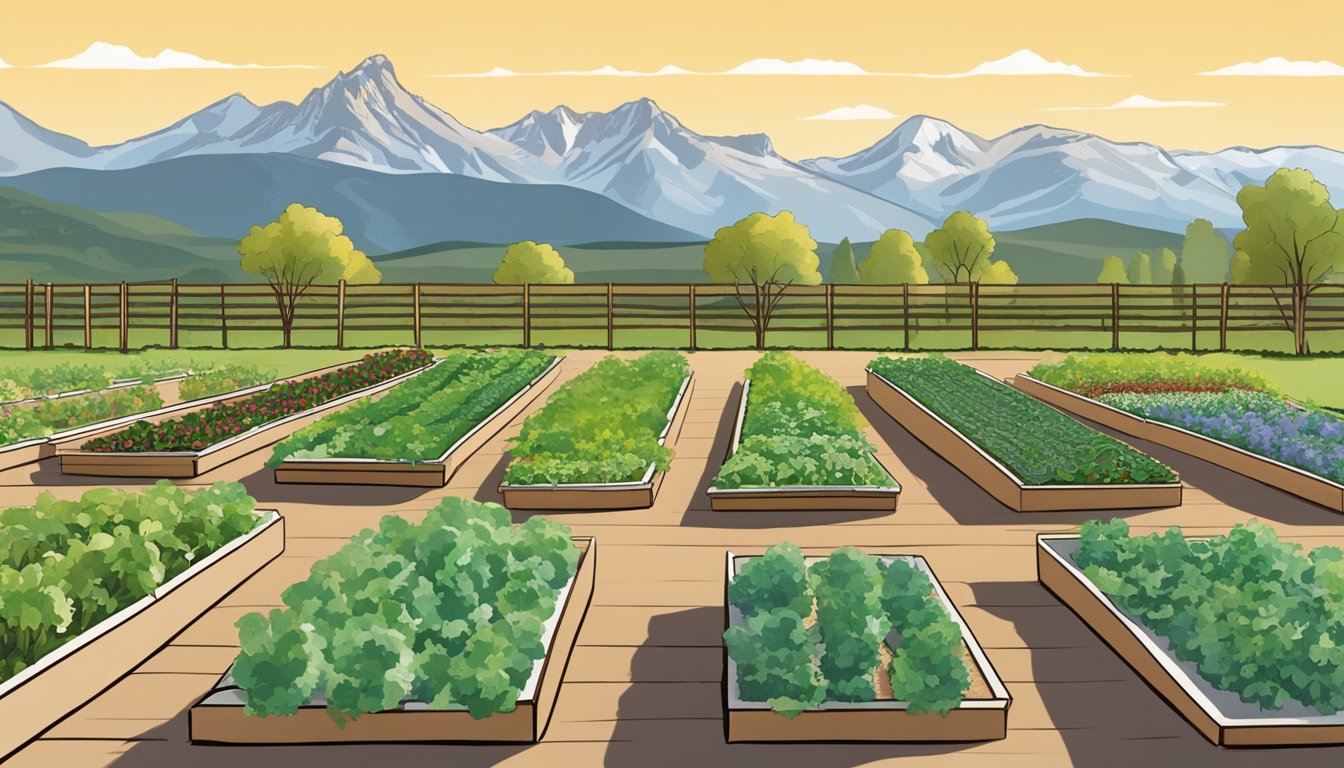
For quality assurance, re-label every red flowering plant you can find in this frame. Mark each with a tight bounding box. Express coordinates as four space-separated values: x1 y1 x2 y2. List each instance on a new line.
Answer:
81 349 431 453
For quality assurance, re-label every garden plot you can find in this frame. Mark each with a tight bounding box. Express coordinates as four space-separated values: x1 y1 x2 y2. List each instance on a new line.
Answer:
56 349 433 478
723 543 1010 742
271 350 559 487
1020 354 1344 511
190 499 594 744
499 351 692 511
867 355 1181 512
707 352 899 512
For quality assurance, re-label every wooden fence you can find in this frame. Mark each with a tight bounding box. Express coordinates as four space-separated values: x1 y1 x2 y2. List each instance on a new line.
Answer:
2 279 1342 352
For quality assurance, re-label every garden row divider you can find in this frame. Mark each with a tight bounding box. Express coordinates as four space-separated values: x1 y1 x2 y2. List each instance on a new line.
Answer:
723 549 1011 742
0 510 285 762
1011 373 1344 512
189 536 596 745
55 358 433 479
273 356 564 487
499 374 694 511
1037 534 1344 747
706 379 902 511
865 368 1182 512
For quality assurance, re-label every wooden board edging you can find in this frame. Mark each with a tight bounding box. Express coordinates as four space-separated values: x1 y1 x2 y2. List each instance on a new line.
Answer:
865 369 1181 513
0 511 285 762
188 537 596 745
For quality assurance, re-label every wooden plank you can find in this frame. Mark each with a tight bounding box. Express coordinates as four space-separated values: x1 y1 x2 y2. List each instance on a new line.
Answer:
83 284 92 349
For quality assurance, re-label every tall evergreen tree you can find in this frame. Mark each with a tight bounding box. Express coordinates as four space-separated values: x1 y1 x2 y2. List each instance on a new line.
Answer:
829 237 860 284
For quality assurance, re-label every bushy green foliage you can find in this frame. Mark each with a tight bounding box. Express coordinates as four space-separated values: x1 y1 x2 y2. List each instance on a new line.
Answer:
0 481 260 682
1029 353 1276 398
870 355 1175 486
811 548 889 702
1075 518 1344 714
724 543 969 716
504 351 688 485
270 350 554 465
179 365 277 402
0 360 189 402
714 352 893 489
231 498 580 723
1 386 164 446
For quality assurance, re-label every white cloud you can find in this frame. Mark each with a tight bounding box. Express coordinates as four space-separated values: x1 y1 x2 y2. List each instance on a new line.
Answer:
0 57 10 69
34 42 317 70
440 64 694 78
1044 94 1224 111
1201 56 1344 76
802 104 900 121
912 49 1113 78
724 58 871 76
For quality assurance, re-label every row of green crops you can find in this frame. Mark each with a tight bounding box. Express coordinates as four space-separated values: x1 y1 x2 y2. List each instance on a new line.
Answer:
1029 353 1277 398
503 351 689 485
232 498 580 722
81 349 432 453
1075 519 1344 715
0 361 187 403
714 352 893 489
870 355 1176 486
724 543 969 716
178 365 278 402
1031 354 1344 485
269 349 555 465
1 386 165 447
0 481 262 683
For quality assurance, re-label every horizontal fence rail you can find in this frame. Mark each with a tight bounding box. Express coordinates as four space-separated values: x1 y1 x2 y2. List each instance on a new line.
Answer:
2 279 1339 354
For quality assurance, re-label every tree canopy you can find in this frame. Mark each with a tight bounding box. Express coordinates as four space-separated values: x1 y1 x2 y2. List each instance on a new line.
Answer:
828 237 860 284
1231 168 1343 287
1096 254 1129 283
924 211 1015 283
1126 251 1152 284
492 241 574 284
704 211 821 348
1180 218 1232 283
859 229 928 285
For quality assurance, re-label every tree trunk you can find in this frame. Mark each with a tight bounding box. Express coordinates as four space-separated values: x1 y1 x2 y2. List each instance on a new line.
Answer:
283 322 293 348
1294 283 1307 355
755 324 765 349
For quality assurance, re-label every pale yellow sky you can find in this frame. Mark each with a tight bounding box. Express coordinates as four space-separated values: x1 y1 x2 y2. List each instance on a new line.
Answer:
1 0 1342 158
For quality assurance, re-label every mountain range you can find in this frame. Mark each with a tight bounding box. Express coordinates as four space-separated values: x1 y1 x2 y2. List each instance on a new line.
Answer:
1 53 1342 249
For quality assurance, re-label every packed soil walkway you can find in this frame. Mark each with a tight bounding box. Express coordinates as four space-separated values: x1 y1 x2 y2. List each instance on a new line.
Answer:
5 350 1344 768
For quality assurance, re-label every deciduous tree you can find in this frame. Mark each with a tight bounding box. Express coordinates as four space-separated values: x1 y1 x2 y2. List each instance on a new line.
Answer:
924 211 1016 283
704 211 822 348
493 241 574 284
1096 255 1129 284
859 229 928 285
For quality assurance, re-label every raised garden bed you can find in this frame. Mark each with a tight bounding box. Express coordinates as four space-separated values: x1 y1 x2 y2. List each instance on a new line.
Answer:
272 351 561 487
1039 520 1344 747
190 499 595 744
866 356 1181 512
723 544 1010 742
57 350 433 479
707 353 899 512
0 483 283 761
1014 370 1344 512
500 351 692 511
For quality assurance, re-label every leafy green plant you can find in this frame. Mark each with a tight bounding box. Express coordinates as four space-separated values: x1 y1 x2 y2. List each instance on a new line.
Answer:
714 352 892 489
179 365 277 402
811 548 889 702
0 481 261 683
503 351 688 485
1 386 165 447
270 349 554 465
728 541 812 617
1075 518 1344 715
723 608 827 717
869 355 1175 486
231 498 581 723
881 559 970 715
1029 353 1276 398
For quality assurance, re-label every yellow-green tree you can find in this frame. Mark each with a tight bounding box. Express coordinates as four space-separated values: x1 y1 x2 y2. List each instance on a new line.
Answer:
1180 218 1232 283
238 203 380 348
704 211 821 348
1096 255 1129 283
1126 251 1153 284
859 229 929 285
924 211 1016 283
829 237 860 284
493 241 574 284
1231 168 1344 354
1155 248 1178 284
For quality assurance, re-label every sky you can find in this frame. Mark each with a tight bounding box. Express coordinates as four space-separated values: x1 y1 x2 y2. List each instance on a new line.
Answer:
2 0 1343 159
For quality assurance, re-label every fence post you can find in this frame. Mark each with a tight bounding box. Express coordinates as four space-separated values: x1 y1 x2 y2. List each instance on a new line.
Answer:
44 283 54 348
119 282 129 352
220 284 228 349
1111 283 1120 351
688 284 697 350
970 282 980 351
825 284 835 350
413 283 422 348
83 284 92 349
606 282 614 351
336 279 346 349
522 283 531 348
1219 282 1229 352
170 279 179 349
24 279 34 350
902 283 911 352
1190 284 1199 352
